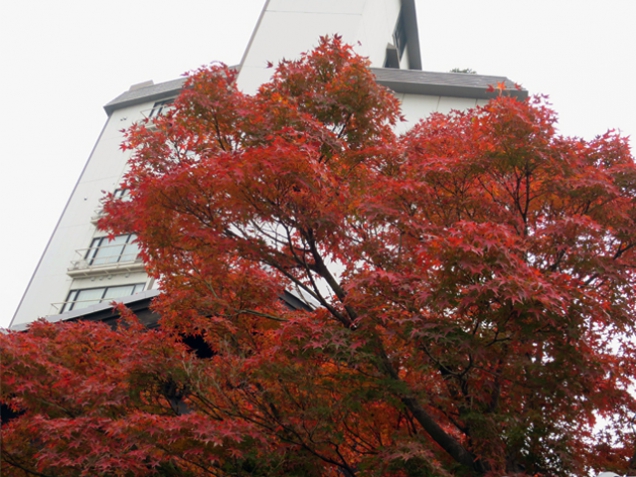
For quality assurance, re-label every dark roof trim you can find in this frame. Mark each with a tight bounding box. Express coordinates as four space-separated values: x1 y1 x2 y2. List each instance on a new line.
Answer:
61 289 161 322
64 289 161 328
8 289 163 331
372 67 528 100
104 78 186 115
103 67 526 117
10 288 319 332
103 65 241 116
401 0 422 70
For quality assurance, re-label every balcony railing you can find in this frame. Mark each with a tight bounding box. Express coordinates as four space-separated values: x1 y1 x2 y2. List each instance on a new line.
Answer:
67 242 144 278
53 283 147 313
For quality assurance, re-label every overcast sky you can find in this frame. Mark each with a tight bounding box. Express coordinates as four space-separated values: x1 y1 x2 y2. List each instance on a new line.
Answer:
2 0 635 328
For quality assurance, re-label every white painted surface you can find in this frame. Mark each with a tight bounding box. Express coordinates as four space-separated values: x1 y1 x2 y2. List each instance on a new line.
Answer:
237 0 401 93
11 101 158 327
395 93 478 133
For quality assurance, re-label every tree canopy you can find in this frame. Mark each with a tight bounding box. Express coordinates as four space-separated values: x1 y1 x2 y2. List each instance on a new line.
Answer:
2 37 636 476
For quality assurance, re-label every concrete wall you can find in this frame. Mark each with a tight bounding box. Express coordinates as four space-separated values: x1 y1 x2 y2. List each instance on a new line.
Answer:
237 0 402 93
11 101 158 327
396 94 489 133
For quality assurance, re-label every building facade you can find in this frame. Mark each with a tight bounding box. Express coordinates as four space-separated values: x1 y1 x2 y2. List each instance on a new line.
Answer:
10 0 524 329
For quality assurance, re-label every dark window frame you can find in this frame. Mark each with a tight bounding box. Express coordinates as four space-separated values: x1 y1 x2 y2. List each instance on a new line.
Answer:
84 234 140 267
393 9 407 60
62 283 146 313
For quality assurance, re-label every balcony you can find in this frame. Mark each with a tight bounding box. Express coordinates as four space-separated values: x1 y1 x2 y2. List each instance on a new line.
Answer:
67 235 144 278
53 282 147 314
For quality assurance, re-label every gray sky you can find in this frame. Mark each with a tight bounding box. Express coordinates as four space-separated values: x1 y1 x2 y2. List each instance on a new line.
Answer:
2 1 635 328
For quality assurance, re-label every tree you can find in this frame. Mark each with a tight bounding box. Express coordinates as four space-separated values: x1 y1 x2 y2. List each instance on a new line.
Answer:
3 36 636 476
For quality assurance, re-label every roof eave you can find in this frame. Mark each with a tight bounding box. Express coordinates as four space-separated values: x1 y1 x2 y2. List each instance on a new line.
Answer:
372 67 528 100
103 78 187 116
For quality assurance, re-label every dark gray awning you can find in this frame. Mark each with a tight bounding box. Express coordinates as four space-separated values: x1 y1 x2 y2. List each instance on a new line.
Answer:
103 67 526 116
372 67 527 100
104 77 186 115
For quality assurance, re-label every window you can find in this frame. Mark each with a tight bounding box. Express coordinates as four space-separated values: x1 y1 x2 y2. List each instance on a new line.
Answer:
148 99 174 119
91 189 131 224
61 283 146 313
86 234 140 267
393 10 407 59
385 9 407 68
112 188 131 201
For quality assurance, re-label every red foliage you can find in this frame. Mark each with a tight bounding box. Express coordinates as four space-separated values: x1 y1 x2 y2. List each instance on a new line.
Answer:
3 37 636 476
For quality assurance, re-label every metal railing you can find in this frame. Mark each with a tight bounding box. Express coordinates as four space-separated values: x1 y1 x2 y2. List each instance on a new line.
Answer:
52 283 146 313
67 243 144 278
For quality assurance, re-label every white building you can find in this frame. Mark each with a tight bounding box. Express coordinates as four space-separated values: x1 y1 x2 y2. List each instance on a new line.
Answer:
10 0 524 329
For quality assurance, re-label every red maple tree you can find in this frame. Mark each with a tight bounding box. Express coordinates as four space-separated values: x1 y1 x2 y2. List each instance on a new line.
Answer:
3 37 636 476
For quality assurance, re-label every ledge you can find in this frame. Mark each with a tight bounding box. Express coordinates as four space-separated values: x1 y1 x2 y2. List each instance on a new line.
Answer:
104 77 186 115
371 67 527 100
67 260 145 278
103 66 526 117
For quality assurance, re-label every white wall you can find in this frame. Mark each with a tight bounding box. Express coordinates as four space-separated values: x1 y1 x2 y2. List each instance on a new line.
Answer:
11 102 157 327
237 0 402 93
395 93 489 134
